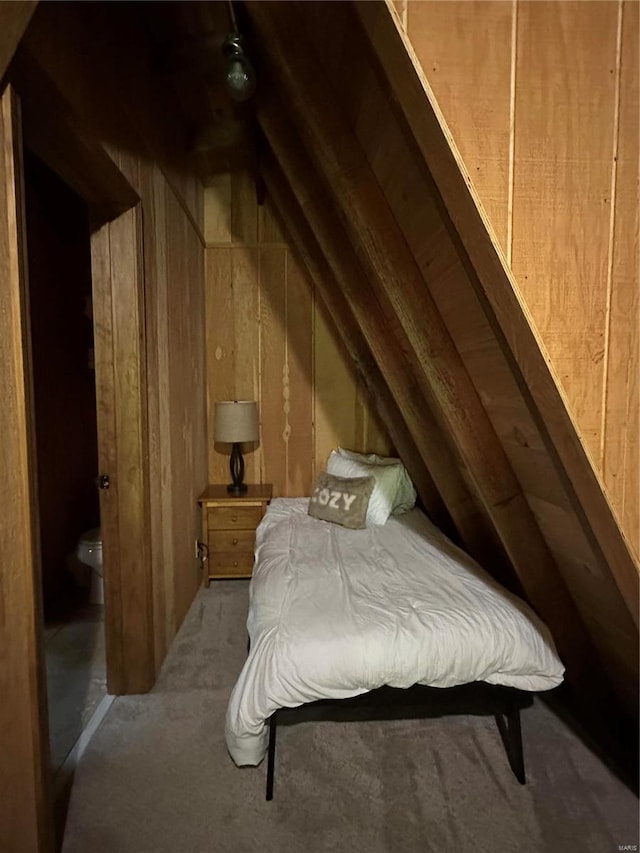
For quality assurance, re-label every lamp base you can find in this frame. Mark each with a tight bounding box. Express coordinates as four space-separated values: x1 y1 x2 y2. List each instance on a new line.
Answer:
228 442 247 494
227 482 248 495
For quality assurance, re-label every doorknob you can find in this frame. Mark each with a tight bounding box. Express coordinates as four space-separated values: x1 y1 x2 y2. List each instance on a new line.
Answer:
98 474 110 490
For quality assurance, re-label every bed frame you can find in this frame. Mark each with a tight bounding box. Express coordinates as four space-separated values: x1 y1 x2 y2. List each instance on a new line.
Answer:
265 681 531 801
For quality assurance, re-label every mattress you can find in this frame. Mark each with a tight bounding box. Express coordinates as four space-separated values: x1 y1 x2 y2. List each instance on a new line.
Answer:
225 498 564 766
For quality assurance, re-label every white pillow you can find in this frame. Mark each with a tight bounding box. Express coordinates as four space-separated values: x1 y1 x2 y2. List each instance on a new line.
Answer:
337 448 417 515
326 451 400 526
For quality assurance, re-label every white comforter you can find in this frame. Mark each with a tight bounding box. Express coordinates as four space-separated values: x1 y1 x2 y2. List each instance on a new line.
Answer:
225 499 564 766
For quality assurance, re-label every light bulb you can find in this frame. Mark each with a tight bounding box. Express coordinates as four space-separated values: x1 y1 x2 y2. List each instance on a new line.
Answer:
222 33 256 103
225 57 256 102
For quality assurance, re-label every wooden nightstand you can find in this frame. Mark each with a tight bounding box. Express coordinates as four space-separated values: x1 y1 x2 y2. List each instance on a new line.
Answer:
197 485 272 586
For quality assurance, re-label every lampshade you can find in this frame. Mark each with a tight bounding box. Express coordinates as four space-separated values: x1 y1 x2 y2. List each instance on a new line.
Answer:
214 401 259 443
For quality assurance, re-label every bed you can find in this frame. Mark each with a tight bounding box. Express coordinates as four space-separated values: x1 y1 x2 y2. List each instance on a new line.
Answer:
225 488 564 795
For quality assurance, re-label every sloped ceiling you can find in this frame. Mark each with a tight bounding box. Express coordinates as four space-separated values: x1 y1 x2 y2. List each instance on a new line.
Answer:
234 0 638 723
0 1 37 82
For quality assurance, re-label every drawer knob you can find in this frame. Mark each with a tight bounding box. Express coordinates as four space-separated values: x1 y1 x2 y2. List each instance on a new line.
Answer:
233 560 238 567
232 538 238 545
231 515 237 522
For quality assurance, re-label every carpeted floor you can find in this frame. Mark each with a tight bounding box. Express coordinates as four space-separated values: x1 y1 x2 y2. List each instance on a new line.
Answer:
62 582 638 853
45 606 106 775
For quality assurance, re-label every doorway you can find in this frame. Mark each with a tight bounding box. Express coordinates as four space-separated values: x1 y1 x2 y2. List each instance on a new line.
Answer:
1 80 156 850
23 149 109 822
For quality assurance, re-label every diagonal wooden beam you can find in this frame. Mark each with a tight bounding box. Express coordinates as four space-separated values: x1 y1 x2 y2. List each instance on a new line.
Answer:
262 146 480 550
258 115 506 575
245 0 605 694
0 1 37 84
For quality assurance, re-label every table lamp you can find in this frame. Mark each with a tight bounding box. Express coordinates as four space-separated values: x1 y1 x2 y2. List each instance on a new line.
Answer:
214 400 259 494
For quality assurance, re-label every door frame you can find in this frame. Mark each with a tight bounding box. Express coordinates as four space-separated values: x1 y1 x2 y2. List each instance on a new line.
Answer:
0 81 54 853
0 59 157 850
11 50 156 696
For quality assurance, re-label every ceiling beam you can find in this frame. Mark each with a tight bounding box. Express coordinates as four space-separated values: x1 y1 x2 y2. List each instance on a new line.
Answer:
10 50 139 226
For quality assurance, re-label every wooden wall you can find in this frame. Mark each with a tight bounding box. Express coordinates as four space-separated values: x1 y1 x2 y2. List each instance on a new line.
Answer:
398 0 639 559
0 83 53 853
17 2 208 670
124 154 207 670
204 171 392 496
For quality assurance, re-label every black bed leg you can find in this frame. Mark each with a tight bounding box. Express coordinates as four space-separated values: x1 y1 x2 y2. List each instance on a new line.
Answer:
266 712 277 801
494 708 526 785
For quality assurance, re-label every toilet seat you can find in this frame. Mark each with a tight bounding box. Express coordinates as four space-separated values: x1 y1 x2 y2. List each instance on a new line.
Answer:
78 527 102 551
76 528 103 605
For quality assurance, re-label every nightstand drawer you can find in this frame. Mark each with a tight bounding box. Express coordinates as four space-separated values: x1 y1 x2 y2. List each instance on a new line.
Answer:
210 530 255 554
209 551 255 576
198 484 272 586
208 505 262 531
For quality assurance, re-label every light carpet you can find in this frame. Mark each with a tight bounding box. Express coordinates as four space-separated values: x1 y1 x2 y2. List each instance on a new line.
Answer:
62 582 638 853
46 608 106 774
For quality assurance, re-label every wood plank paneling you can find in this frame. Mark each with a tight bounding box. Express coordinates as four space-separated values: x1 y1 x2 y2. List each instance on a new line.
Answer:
163 186 207 632
354 0 637 588
512 0 618 467
285 252 314 495
313 296 359 473
204 173 231 244
150 166 176 653
140 162 167 670
92 206 155 695
406 0 513 251
401 0 638 559
98 154 207 675
204 176 392 495
206 247 234 485
260 247 288 494
231 169 258 243
231 246 261 483
0 83 53 853
604 0 639 558
140 157 208 667
110 206 154 692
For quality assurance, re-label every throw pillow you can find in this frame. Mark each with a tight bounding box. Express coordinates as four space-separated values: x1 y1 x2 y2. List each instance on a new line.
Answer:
326 451 399 526
337 447 417 514
308 472 374 530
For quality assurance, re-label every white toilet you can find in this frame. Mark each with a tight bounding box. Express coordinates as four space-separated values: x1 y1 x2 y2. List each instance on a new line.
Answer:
76 528 104 605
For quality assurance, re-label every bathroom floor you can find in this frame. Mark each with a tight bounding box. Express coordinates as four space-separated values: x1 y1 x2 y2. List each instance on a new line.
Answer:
44 601 107 777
